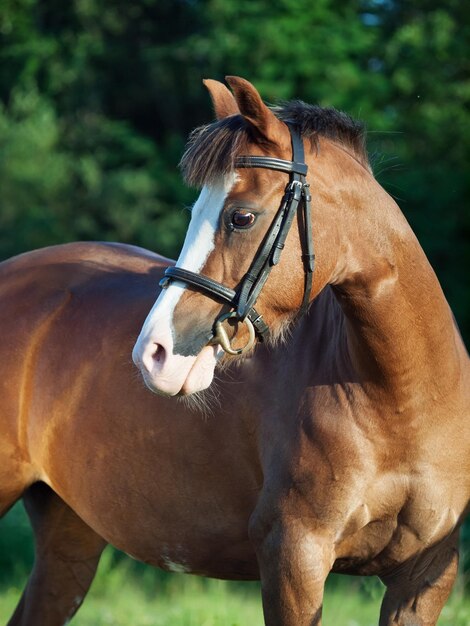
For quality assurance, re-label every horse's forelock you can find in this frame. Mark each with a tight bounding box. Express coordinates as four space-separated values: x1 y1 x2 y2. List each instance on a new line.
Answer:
180 102 369 189
180 116 250 188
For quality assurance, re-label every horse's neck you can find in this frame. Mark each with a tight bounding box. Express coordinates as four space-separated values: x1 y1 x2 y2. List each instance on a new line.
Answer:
328 195 464 406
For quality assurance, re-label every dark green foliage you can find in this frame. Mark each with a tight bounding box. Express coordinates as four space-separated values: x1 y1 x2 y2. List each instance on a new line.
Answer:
0 0 469 587
0 503 33 584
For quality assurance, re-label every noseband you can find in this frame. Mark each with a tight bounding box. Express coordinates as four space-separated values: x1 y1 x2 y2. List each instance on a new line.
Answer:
159 125 315 355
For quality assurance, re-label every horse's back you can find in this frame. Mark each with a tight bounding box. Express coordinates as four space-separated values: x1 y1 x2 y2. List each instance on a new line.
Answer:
0 241 170 367
0 241 171 284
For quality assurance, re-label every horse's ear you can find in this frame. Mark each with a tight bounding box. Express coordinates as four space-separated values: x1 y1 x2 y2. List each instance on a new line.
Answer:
225 76 289 149
203 79 240 120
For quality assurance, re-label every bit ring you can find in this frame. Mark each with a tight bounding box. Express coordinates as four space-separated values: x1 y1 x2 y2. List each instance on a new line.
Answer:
213 312 256 356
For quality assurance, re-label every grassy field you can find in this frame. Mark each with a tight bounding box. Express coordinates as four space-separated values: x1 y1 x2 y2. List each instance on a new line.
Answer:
1 547 470 625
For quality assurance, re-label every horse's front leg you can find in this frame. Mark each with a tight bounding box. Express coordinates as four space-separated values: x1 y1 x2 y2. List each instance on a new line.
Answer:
379 530 460 626
250 508 334 626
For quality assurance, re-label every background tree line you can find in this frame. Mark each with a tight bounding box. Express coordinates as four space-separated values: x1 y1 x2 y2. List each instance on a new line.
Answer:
0 0 469 585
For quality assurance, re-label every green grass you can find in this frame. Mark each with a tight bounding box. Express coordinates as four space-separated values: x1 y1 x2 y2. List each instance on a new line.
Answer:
1 547 470 625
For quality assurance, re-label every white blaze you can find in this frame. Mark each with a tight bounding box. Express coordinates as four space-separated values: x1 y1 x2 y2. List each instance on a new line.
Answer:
132 174 237 395
136 174 236 341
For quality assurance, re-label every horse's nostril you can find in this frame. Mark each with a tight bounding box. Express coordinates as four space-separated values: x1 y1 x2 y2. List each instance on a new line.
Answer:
153 343 165 364
140 340 168 376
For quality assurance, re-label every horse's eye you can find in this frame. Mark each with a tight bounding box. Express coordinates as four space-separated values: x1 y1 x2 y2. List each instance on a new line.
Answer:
231 210 256 229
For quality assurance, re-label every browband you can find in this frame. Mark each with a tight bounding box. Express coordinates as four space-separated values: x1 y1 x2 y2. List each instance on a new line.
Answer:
235 156 308 176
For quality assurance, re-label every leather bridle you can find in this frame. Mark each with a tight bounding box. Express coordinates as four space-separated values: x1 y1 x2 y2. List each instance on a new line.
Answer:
159 125 315 356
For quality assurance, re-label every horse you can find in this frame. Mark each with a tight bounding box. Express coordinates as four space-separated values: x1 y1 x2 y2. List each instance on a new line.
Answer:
0 76 467 626
132 77 470 625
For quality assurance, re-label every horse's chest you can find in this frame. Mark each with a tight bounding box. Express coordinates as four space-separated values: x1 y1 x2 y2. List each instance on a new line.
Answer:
333 474 463 576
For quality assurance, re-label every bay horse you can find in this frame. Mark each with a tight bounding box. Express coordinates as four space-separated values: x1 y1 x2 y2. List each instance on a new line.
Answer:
0 76 467 626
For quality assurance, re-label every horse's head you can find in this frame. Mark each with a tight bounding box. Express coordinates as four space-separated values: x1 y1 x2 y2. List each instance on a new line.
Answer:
133 76 368 396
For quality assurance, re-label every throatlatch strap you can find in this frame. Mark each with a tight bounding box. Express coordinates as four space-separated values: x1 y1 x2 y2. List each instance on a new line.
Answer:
300 186 315 315
288 124 315 316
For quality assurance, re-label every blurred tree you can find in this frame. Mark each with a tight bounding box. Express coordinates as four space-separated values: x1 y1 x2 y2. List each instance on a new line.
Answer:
365 0 470 338
0 0 196 259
